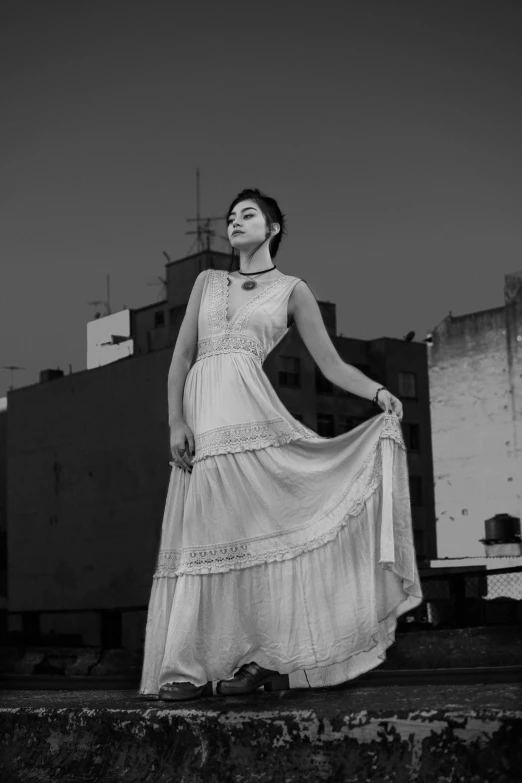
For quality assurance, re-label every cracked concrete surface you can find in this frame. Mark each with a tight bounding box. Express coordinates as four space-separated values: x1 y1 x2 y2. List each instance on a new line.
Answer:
0 683 521 781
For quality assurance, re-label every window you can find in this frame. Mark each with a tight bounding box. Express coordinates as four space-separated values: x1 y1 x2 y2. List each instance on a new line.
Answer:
317 413 335 437
398 371 417 399
335 386 354 398
409 476 422 506
154 310 165 328
334 363 372 398
169 306 184 332
315 367 333 395
279 356 300 388
339 416 367 433
403 423 420 451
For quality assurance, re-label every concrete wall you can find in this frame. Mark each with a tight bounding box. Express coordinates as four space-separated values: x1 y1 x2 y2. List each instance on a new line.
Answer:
505 272 522 519
428 271 522 558
0 407 7 615
7 349 174 613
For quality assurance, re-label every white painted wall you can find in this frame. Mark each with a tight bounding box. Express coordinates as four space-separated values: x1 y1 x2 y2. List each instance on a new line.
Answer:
429 294 521 557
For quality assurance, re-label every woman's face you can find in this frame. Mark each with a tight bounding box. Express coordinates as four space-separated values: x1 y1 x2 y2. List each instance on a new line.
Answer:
227 199 268 248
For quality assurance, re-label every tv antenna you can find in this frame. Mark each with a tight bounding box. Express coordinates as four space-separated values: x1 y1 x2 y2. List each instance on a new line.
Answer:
146 272 168 302
1 365 25 392
88 274 113 318
185 168 230 253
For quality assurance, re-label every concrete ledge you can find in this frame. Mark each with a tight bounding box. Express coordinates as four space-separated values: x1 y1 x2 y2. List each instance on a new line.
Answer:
1 626 521 683
1 664 522 691
1 684 521 782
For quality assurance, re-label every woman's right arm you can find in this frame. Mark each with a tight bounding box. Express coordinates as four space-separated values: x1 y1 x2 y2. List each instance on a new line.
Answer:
168 269 208 427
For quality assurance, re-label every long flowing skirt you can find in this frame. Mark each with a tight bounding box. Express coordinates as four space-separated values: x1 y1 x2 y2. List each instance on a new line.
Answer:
139 415 423 694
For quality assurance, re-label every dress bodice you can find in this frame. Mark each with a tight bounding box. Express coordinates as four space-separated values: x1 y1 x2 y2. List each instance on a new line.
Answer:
194 269 302 366
178 267 406 467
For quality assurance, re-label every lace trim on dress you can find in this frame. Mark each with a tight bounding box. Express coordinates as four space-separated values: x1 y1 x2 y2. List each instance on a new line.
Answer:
380 414 406 450
207 268 226 335
155 441 384 576
195 334 266 365
190 417 324 462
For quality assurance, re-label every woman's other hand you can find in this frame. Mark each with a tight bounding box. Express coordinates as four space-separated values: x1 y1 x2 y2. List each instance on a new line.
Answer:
169 420 195 473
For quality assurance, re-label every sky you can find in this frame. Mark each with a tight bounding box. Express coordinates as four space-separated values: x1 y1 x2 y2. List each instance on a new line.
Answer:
1 0 521 398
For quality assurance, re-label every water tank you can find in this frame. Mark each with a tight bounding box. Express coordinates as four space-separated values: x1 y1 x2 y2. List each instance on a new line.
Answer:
484 513 521 542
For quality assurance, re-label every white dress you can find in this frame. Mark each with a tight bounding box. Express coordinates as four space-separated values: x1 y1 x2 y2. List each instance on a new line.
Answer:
139 268 423 694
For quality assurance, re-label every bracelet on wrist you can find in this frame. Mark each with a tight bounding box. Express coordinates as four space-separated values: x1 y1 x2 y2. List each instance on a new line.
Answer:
372 386 387 406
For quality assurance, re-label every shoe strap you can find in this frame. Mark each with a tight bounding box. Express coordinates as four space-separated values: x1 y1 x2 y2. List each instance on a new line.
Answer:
238 662 263 678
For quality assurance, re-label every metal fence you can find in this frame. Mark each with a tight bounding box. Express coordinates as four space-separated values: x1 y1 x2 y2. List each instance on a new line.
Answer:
403 565 522 628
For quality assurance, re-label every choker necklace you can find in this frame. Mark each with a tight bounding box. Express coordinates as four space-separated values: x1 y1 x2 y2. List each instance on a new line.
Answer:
237 264 277 290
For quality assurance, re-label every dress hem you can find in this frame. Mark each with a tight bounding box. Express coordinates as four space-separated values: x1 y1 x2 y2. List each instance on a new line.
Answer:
136 575 423 696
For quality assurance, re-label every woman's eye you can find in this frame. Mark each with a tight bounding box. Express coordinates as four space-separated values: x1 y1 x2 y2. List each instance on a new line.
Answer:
228 214 254 226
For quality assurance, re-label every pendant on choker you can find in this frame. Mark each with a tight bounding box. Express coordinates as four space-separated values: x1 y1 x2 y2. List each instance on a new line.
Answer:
241 280 257 291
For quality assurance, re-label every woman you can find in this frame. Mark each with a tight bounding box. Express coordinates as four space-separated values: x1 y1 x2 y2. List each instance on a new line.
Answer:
139 187 423 701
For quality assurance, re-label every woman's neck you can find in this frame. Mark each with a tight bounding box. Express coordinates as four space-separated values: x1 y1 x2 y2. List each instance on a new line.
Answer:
237 250 275 274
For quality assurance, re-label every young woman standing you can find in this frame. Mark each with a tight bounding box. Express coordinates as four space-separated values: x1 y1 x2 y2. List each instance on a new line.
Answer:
139 187 423 701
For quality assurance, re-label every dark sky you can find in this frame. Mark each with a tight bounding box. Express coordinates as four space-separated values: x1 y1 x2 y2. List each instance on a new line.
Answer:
1 0 521 398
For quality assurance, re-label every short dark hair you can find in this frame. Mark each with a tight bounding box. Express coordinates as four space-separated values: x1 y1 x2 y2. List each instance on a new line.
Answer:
226 188 287 265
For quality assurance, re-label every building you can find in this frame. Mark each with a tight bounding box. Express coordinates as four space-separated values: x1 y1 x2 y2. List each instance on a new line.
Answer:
0 250 435 647
428 270 522 559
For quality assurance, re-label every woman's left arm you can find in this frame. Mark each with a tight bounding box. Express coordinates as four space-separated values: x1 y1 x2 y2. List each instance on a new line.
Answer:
290 281 404 420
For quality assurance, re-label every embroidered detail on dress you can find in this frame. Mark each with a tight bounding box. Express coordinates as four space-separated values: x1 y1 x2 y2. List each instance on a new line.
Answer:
208 269 228 335
195 334 266 365
154 442 384 576
192 417 323 462
210 269 291 334
380 414 406 449
156 544 250 573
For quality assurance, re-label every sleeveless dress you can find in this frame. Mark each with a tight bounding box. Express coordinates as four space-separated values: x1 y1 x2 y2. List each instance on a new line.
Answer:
139 268 423 694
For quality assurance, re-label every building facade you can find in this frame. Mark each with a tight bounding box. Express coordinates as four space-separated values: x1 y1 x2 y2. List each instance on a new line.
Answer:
428 270 522 558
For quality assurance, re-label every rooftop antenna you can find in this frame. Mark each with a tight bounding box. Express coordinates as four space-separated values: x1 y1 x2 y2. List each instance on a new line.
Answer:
146 273 168 302
186 167 230 253
1 365 25 392
88 274 112 318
